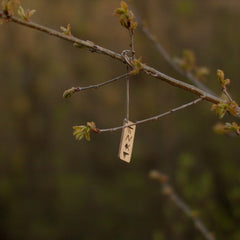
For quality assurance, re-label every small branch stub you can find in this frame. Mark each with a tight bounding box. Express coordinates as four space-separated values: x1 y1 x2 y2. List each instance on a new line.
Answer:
118 120 136 163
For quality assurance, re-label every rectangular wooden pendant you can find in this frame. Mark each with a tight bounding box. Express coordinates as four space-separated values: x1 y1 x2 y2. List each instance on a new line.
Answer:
118 120 136 163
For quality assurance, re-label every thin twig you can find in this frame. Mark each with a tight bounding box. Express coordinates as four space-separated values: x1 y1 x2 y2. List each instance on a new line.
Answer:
129 29 135 59
149 170 216 240
99 97 203 133
137 17 215 95
74 73 129 92
0 13 230 108
222 88 233 102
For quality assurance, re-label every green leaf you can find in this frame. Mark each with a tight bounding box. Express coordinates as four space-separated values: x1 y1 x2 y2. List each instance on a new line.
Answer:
87 121 96 129
115 8 125 15
217 69 224 84
120 1 128 11
85 129 90 141
17 5 25 19
73 126 87 141
114 1 137 32
72 124 96 142
217 69 231 89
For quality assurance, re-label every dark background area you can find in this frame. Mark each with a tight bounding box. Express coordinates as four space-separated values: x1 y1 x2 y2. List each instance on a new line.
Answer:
0 0 240 239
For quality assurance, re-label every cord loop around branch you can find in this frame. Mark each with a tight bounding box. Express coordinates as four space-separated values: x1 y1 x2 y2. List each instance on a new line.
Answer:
121 49 133 67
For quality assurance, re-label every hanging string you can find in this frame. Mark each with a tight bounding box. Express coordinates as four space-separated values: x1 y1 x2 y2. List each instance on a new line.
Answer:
125 29 135 121
126 65 130 120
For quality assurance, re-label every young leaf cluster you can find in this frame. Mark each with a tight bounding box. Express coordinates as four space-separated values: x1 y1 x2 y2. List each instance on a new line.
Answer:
73 122 98 141
217 69 230 89
174 50 209 81
224 122 240 136
212 70 240 137
211 70 239 119
214 122 240 136
1 0 20 16
17 5 35 21
60 24 72 36
211 100 239 119
129 57 144 75
114 1 137 33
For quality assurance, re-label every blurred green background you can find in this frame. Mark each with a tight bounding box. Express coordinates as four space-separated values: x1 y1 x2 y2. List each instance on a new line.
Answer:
1 0 240 239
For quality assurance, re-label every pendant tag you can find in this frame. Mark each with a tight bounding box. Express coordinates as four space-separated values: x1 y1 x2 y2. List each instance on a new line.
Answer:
118 120 136 163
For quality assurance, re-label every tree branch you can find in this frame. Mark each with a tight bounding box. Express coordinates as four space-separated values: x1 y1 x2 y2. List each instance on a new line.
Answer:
5 13 123 61
149 170 216 240
0 12 226 106
99 97 203 133
136 16 215 95
75 73 129 92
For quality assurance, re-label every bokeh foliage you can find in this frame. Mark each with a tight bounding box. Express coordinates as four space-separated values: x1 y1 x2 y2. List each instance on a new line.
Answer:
0 0 240 239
